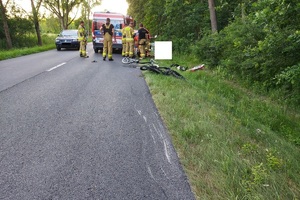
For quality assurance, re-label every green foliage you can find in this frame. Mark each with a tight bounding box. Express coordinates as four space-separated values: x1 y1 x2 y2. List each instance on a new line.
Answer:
192 0 300 104
40 15 61 34
275 64 300 105
127 0 147 23
266 150 283 170
241 143 258 155
252 29 300 88
127 0 210 40
142 0 166 36
0 16 35 49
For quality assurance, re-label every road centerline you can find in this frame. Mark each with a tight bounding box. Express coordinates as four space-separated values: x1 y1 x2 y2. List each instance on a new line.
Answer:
46 62 66 72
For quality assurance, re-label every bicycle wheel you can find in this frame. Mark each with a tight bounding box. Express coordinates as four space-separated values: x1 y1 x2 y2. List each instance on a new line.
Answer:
122 57 130 64
140 65 161 74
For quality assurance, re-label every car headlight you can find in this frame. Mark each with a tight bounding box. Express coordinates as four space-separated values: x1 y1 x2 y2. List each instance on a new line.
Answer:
72 39 78 42
55 39 60 42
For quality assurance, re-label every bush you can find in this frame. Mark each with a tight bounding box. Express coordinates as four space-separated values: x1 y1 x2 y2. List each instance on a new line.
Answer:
190 32 222 67
189 16 300 104
274 64 300 104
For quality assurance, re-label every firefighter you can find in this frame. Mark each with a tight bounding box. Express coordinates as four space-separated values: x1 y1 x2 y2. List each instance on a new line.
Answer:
138 23 149 59
145 29 151 57
78 20 88 58
124 22 134 58
100 18 114 61
121 23 127 57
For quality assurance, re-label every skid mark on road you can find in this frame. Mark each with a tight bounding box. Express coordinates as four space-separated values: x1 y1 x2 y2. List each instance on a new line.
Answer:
136 104 173 165
147 166 155 180
143 115 147 123
163 140 171 163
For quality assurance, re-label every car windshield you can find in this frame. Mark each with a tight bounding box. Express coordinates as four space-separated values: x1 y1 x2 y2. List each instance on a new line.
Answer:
60 30 78 36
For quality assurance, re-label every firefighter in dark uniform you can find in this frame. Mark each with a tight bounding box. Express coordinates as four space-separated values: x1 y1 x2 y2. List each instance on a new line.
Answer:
138 23 149 59
78 21 88 58
100 18 114 61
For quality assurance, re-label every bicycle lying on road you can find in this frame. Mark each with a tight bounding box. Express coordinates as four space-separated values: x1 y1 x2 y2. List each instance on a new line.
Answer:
139 59 185 80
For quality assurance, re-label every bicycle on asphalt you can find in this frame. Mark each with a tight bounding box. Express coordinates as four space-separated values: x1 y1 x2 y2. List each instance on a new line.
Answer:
121 56 140 64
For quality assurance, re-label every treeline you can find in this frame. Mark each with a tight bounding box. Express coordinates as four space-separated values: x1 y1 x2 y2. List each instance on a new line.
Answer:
0 14 83 48
0 15 62 48
127 0 300 105
0 0 99 49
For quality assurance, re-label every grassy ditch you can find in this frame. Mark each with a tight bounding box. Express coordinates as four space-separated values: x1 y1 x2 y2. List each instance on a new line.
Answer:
0 44 56 61
142 55 300 199
0 34 57 61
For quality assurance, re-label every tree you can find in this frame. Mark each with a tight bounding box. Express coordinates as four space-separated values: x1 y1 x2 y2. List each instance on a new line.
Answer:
80 0 101 35
43 0 83 29
127 0 146 23
40 14 61 33
143 0 166 36
0 0 12 49
30 0 43 45
208 0 217 33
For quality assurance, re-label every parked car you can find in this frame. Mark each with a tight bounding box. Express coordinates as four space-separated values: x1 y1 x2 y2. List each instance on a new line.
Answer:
55 29 80 51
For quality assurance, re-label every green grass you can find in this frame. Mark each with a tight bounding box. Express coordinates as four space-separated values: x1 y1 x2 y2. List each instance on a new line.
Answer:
0 34 57 60
0 44 56 61
142 54 300 199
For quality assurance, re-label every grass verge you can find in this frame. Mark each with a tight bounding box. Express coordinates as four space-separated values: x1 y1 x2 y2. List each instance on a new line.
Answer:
0 34 57 61
0 44 56 61
142 54 300 199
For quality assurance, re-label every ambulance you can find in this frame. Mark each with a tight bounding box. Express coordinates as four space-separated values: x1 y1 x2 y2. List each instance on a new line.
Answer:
92 11 134 53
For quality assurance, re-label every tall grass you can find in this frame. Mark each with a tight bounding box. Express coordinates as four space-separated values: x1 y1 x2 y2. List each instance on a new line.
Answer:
0 34 56 60
142 54 300 199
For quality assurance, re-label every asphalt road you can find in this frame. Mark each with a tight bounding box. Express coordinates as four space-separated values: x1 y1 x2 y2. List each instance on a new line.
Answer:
0 45 195 200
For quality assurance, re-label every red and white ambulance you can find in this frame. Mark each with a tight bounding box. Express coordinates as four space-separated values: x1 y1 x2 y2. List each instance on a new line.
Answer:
92 11 134 53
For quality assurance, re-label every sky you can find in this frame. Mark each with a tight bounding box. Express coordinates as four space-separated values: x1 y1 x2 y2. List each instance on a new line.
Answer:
92 0 129 15
15 0 129 16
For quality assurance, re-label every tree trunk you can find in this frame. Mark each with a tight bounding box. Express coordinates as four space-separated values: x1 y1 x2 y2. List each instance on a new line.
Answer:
208 0 218 33
0 0 13 49
34 21 43 46
30 0 43 46
241 3 245 22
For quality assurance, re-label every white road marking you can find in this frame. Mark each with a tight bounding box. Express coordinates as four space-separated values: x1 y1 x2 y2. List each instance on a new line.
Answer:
46 62 66 72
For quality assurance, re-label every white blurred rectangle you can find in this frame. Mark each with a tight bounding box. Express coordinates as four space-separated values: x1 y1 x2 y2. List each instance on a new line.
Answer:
154 41 172 60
